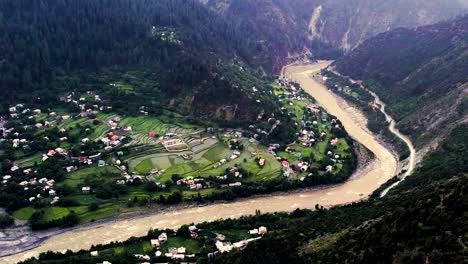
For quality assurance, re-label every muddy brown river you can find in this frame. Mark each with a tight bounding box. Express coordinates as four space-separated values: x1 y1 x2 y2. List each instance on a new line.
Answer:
1 61 398 263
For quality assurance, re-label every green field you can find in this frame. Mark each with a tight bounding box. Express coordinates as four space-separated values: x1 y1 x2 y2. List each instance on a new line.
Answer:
160 236 201 254
59 166 120 188
16 153 42 167
135 159 154 174
13 207 36 220
120 116 172 133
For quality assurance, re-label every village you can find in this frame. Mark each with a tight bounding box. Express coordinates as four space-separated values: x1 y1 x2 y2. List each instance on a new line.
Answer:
0 78 355 230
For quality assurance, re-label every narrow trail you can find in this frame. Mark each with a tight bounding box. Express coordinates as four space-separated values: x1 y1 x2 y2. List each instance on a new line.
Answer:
370 91 416 197
1 62 398 264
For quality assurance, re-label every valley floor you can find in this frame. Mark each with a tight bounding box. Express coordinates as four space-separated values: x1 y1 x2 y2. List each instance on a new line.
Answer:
0 61 407 263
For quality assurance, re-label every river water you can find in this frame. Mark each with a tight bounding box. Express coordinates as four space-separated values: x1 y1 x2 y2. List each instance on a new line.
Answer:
1 61 398 264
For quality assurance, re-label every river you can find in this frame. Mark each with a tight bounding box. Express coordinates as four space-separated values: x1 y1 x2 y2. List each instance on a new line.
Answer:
1 61 399 264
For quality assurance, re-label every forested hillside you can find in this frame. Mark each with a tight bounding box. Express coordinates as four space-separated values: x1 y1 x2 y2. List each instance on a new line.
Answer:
1 0 464 121
201 0 465 62
0 0 283 122
334 15 468 148
308 0 465 50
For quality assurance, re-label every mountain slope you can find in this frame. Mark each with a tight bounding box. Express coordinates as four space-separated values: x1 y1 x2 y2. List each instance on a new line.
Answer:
309 0 465 51
0 0 282 122
201 0 465 66
334 15 468 149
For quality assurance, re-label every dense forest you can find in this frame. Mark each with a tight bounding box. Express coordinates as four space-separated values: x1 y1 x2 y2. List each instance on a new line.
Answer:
0 0 286 123
19 124 467 263
334 15 468 147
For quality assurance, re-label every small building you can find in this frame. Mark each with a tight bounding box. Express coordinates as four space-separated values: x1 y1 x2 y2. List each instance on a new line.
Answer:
249 229 259 235
150 239 160 248
82 186 91 193
90 251 98 257
158 232 168 243
258 158 265 167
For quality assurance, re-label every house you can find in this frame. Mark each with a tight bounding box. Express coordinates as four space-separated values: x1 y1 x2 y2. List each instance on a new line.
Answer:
258 158 265 167
326 165 334 173
158 232 168 243
82 186 91 193
259 226 268 235
49 190 56 196
98 160 106 167
188 225 197 232
150 239 160 248
249 229 259 235
90 251 98 257
330 138 338 146
173 254 185 260
229 182 242 187
148 131 157 137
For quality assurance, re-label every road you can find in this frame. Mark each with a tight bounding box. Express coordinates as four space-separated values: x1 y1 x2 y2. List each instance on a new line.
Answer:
1 61 398 264
369 91 416 197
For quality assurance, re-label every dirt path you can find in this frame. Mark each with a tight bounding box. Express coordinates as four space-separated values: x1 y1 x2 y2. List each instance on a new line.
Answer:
1 62 398 264
369 91 416 197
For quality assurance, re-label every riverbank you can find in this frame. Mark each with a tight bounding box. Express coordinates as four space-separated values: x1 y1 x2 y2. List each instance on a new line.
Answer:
322 68 416 196
1 61 399 264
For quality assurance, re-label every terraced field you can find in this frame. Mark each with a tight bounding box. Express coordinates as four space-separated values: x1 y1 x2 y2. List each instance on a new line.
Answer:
119 116 173 133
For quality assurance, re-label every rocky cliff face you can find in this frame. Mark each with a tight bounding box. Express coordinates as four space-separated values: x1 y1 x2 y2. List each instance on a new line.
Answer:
309 0 465 51
201 0 465 64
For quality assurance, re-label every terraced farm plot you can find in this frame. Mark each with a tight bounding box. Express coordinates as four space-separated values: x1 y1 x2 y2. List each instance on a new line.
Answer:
132 133 159 144
134 159 153 174
202 143 231 162
12 207 36 220
119 116 172 133
16 153 42 168
59 166 120 188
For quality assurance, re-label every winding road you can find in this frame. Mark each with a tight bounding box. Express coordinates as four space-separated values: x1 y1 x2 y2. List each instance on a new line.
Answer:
1 61 405 264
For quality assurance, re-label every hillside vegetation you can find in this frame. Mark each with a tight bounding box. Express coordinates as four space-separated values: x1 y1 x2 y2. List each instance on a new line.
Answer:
0 0 282 122
334 15 468 148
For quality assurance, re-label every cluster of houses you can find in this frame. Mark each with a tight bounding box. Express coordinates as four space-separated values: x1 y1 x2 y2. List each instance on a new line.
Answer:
98 130 127 151
213 149 241 169
212 226 268 255
60 91 112 113
176 176 205 190
104 225 272 262
149 228 197 260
